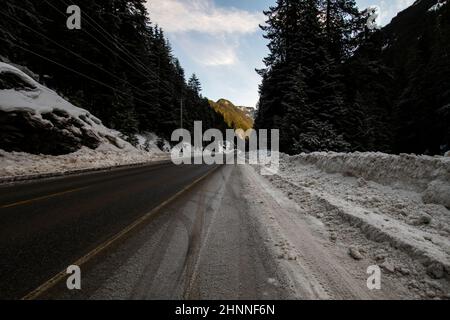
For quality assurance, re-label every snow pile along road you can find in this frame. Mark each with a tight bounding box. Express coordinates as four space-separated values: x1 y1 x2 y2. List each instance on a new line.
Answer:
0 146 168 180
291 152 450 207
0 62 169 180
258 152 450 299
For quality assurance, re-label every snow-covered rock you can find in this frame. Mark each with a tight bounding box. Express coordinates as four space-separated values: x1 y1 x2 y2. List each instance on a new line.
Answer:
422 180 450 208
380 260 396 274
427 262 446 279
348 247 364 260
0 62 170 179
136 132 171 153
0 62 135 155
428 0 447 12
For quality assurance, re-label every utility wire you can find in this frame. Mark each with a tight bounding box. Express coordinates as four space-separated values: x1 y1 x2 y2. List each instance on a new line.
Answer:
0 36 166 111
0 8 156 100
44 0 177 98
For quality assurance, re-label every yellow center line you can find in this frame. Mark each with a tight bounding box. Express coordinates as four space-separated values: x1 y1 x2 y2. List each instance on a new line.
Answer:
21 165 222 300
0 187 90 209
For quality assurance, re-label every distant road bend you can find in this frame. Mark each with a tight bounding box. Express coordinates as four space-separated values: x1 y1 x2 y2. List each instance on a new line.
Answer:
0 160 219 300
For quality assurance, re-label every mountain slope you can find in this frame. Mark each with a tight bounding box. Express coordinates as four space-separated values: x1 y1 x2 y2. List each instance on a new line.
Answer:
254 0 449 155
344 0 450 154
383 0 450 154
209 99 254 132
236 105 256 121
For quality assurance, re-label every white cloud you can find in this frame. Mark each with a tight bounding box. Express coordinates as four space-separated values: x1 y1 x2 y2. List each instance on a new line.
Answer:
146 0 264 35
376 0 415 25
146 0 263 67
173 33 239 66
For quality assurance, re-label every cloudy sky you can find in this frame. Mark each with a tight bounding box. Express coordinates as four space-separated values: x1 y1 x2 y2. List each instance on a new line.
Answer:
146 0 415 108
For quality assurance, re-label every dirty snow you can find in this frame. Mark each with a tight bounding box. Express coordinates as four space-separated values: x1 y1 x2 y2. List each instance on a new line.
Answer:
253 152 450 299
0 131 170 179
0 147 169 179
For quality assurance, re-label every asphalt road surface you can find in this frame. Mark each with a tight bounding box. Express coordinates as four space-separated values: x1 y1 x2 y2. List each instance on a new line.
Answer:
0 160 400 300
0 161 218 300
42 164 290 300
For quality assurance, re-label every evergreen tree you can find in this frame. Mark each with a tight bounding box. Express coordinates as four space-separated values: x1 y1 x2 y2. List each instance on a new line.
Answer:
0 0 230 144
188 74 202 96
256 0 351 154
320 0 361 61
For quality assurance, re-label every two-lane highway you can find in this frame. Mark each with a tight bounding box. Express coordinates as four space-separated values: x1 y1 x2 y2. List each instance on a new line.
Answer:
0 161 218 299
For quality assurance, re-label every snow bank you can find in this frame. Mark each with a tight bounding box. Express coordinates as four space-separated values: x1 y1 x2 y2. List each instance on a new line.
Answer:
0 147 169 180
285 152 450 207
260 151 450 283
